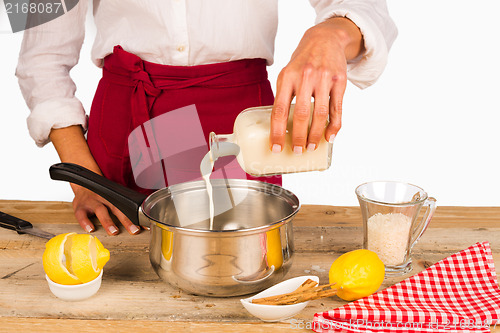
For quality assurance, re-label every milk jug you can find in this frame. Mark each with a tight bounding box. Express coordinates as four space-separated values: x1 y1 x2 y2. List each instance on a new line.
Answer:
208 104 333 176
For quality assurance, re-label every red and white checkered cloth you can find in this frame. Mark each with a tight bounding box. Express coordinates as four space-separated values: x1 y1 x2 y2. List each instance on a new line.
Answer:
312 242 500 333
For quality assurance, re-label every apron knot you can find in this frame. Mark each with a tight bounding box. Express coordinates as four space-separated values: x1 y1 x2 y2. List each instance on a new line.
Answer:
131 71 161 97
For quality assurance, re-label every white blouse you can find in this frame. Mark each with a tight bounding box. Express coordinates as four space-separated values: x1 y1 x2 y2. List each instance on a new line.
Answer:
16 0 398 147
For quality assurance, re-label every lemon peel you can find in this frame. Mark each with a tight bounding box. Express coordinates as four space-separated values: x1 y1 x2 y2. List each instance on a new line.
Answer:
94 236 110 269
43 233 80 285
329 249 385 301
43 233 110 285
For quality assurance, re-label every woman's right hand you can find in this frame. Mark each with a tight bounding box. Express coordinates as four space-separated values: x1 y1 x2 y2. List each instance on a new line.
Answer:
49 125 140 236
71 183 141 236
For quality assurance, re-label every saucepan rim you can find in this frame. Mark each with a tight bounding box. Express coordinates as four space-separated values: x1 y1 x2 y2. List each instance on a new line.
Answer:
140 178 301 236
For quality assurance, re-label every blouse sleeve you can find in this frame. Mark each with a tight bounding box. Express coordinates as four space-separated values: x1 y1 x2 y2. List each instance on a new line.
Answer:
16 0 89 147
309 0 398 89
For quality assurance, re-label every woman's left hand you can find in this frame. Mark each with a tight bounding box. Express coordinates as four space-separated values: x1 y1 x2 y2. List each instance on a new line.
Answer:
270 17 364 154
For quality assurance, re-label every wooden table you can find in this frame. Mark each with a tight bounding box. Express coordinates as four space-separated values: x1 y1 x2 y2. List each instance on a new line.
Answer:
0 201 499 332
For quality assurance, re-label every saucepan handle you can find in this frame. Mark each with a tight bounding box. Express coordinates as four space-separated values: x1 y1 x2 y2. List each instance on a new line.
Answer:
49 163 148 226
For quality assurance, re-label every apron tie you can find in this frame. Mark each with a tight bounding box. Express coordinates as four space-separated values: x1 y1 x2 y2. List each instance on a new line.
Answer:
130 72 161 131
102 46 261 130
102 47 162 130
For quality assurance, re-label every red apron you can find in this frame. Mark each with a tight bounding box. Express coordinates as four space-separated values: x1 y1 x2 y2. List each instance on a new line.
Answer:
87 46 281 195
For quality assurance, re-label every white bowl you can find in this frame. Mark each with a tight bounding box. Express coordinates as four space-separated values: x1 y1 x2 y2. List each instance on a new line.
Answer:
46 270 103 301
240 275 319 322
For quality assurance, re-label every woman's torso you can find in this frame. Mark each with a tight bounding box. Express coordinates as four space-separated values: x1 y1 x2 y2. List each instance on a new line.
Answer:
91 0 279 67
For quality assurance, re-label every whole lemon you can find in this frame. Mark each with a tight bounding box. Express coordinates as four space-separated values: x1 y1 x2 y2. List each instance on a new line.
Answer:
329 249 385 301
43 233 110 285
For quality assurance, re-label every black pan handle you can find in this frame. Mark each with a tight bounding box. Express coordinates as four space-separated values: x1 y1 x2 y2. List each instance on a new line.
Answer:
49 163 148 226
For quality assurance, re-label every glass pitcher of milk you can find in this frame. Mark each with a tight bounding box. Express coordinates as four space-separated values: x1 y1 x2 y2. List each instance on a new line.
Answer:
209 104 333 176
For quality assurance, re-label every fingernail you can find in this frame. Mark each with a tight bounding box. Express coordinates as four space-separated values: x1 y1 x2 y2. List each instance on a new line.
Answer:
307 143 316 152
329 134 336 143
84 225 94 233
130 224 141 234
293 146 303 155
272 144 282 154
109 226 119 235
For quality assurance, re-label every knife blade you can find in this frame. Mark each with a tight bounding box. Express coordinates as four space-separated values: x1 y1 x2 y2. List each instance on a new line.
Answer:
0 211 55 239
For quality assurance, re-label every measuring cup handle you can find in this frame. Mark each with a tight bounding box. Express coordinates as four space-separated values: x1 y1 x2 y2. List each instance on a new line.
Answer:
410 197 437 249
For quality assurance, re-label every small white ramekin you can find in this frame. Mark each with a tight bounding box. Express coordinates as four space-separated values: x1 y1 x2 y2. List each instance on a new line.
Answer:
46 270 103 301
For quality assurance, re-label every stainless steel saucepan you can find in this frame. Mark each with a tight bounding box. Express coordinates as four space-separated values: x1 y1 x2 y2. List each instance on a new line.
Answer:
49 163 300 297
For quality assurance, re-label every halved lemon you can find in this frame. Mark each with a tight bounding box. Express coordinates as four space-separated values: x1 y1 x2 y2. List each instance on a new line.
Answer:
43 233 110 285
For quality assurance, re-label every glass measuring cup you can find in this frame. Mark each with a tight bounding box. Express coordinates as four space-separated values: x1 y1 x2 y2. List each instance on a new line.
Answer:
356 181 437 275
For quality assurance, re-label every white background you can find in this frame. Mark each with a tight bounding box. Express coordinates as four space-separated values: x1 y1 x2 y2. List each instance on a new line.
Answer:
0 0 499 206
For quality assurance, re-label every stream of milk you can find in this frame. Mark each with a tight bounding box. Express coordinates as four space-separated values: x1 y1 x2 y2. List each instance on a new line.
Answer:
200 141 240 230
200 150 215 230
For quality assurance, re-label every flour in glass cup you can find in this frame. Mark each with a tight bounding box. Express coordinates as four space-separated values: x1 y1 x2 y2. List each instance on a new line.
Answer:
367 213 412 266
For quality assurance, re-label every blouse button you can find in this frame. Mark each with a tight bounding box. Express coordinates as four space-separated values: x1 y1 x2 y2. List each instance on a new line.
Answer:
177 45 186 52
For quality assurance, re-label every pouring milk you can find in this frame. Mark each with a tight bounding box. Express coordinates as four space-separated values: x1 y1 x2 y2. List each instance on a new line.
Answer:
201 104 333 230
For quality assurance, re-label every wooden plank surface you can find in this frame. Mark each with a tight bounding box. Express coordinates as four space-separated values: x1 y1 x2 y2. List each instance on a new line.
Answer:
1 201 499 253
0 318 332 333
2 249 481 320
0 201 499 332
2 317 495 333
1 201 499 227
